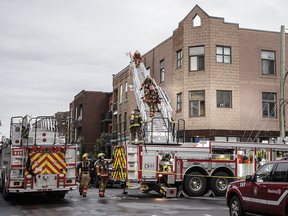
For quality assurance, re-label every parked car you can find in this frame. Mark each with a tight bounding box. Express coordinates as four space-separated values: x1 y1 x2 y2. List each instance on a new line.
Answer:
226 159 288 216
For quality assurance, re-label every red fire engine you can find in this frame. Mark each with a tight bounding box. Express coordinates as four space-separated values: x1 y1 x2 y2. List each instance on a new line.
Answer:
111 52 288 198
0 115 77 200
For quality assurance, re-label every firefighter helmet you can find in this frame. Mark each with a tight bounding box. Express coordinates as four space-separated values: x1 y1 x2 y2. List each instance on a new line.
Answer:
135 50 139 54
150 85 155 90
98 153 105 159
82 153 89 160
146 74 150 78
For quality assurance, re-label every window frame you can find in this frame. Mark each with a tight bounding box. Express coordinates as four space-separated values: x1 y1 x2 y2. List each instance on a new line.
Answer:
261 50 276 75
177 93 182 111
177 50 182 68
124 112 127 132
125 82 128 101
160 60 164 83
262 92 277 118
189 90 205 117
119 85 123 104
217 90 232 108
216 46 231 64
189 46 205 72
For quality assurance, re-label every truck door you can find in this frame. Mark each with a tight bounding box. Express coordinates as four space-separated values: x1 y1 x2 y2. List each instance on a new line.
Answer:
267 162 288 215
243 163 274 214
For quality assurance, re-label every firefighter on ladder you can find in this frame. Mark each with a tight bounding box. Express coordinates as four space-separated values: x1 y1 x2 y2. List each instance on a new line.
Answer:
140 74 156 101
149 85 161 117
129 108 143 145
95 153 114 197
133 50 142 68
78 153 93 197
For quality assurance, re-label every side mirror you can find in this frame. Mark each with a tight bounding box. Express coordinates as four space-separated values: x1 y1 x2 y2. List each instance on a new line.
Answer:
245 175 253 182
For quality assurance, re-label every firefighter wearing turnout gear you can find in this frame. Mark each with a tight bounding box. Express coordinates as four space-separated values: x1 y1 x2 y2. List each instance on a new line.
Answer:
95 153 114 197
77 153 93 197
149 85 161 117
129 108 143 145
133 50 142 68
140 74 156 101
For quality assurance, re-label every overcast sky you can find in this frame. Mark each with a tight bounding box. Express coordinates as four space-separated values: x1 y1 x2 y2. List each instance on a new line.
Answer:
0 0 287 138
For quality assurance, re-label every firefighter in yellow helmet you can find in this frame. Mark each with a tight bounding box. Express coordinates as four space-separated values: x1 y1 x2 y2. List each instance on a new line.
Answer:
77 153 93 197
140 74 156 101
133 50 142 68
95 153 114 197
129 108 143 145
148 85 161 117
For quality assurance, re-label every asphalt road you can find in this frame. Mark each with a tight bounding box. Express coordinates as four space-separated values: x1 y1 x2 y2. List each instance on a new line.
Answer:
0 184 262 216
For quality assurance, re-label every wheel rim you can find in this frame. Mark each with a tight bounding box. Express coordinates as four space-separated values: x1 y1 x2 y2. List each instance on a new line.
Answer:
230 200 239 216
216 178 228 191
189 177 202 191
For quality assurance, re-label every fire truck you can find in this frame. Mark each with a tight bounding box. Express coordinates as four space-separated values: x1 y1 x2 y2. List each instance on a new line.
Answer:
111 53 288 198
0 115 77 200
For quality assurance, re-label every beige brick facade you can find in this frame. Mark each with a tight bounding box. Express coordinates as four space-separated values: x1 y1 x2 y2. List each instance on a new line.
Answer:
113 5 288 142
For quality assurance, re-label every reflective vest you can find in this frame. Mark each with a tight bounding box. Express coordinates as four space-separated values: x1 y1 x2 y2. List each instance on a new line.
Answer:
81 161 90 172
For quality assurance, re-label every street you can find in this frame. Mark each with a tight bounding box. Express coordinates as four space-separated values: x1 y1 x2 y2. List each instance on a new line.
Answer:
0 184 262 216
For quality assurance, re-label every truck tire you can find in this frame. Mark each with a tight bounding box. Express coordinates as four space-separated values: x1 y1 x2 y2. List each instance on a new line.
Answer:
184 171 206 196
210 171 231 196
229 196 245 216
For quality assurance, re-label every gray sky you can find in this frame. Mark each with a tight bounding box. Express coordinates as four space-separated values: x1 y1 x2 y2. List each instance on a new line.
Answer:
0 0 287 138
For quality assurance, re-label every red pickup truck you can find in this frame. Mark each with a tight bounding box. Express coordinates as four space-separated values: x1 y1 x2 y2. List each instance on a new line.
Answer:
226 160 288 216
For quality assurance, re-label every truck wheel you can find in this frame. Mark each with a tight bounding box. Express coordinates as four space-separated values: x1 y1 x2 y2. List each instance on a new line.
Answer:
184 171 206 196
210 171 231 196
229 196 245 216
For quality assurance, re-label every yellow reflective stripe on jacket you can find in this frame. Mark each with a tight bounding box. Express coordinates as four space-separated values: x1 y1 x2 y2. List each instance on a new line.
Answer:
129 123 140 128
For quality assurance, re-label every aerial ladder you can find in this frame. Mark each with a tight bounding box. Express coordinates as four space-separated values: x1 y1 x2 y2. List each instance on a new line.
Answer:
129 54 185 145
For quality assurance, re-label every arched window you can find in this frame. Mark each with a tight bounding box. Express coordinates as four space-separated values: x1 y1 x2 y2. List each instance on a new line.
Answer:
193 14 201 27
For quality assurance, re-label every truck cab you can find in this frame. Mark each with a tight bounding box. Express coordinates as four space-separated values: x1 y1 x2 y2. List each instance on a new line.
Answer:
226 160 288 216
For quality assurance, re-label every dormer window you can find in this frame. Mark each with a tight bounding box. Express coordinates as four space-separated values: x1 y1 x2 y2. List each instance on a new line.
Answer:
193 14 201 27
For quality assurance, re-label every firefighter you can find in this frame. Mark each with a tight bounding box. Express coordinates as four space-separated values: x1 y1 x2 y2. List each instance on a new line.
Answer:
140 74 156 101
129 108 143 145
77 153 93 197
95 153 114 197
133 50 142 68
148 85 161 117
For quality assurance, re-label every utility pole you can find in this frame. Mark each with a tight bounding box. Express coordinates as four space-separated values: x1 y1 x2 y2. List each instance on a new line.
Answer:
280 25 286 141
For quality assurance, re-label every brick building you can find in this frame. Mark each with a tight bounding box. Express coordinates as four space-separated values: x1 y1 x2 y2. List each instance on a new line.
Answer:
69 90 112 153
113 5 288 144
54 111 69 137
111 66 134 145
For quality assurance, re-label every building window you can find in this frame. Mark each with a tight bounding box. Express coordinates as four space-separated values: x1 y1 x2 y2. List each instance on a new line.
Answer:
124 112 127 132
189 91 205 117
160 60 164 83
217 90 232 108
125 82 128 100
262 51 275 75
119 114 122 132
193 14 201 27
177 50 182 67
177 93 182 111
189 46 204 71
262 92 276 118
79 104 83 116
119 85 122 104
216 46 231 63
